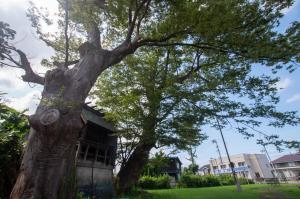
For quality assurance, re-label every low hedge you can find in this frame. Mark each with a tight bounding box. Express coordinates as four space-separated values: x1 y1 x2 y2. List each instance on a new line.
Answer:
138 174 254 190
178 174 254 188
178 174 220 188
138 175 171 189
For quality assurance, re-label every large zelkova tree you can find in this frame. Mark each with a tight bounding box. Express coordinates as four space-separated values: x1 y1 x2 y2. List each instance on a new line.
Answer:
93 48 208 193
93 47 299 193
0 0 299 198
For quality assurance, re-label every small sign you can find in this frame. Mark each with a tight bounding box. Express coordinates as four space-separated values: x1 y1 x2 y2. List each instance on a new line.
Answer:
213 166 249 174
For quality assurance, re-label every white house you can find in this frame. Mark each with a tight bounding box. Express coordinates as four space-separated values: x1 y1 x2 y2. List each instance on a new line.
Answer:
209 153 274 182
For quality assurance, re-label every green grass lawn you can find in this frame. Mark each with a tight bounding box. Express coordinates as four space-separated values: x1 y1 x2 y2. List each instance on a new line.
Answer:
127 184 300 199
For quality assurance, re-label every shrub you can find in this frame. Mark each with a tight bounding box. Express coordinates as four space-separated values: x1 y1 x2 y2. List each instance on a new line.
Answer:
178 174 198 188
219 174 235 186
138 174 254 190
138 175 170 189
219 174 254 185
0 104 29 199
178 174 221 188
202 175 221 187
138 176 156 189
178 174 254 188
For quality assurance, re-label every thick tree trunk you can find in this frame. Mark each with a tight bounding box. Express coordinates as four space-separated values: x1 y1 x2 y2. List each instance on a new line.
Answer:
10 67 88 199
116 141 155 194
10 112 81 199
9 36 136 198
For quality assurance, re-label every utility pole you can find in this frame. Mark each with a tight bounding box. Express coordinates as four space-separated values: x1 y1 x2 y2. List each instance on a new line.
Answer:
216 117 241 192
261 145 281 183
212 139 224 165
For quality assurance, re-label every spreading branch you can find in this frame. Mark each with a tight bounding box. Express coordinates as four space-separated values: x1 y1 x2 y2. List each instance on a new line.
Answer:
16 50 44 85
135 0 151 36
126 0 151 42
138 29 193 45
64 0 69 68
140 41 230 54
177 51 201 83
1 47 44 85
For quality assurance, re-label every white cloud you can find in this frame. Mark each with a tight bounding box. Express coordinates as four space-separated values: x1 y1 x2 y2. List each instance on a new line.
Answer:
6 90 41 114
0 0 28 10
286 94 300 103
1 0 55 74
0 68 26 91
275 78 292 92
281 1 298 14
1 0 57 11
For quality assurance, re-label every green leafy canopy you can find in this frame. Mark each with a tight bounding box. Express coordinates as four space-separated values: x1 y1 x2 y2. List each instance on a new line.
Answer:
0 94 29 199
24 0 299 71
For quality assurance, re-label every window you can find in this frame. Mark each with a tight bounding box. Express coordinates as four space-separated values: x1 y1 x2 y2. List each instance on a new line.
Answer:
79 144 87 160
220 165 226 169
96 148 113 166
86 146 96 161
105 149 111 165
288 162 296 167
255 172 261 178
238 162 245 167
213 166 218 170
96 149 106 163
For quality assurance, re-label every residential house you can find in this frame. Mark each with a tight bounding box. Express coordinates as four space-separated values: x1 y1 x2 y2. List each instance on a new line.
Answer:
199 164 211 175
209 153 274 182
271 152 300 183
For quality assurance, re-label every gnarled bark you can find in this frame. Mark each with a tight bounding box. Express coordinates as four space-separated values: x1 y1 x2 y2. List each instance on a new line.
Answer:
10 112 81 199
10 48 107 198
10 67 85 199
9 35 139 198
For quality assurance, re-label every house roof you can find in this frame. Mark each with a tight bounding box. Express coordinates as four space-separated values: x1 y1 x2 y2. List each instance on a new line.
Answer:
81 105 115 132
199 164 210 171
271 153 300 164
168 157 182 165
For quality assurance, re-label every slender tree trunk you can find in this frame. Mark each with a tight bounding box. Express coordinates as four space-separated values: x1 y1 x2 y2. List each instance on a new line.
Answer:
117 141 155 194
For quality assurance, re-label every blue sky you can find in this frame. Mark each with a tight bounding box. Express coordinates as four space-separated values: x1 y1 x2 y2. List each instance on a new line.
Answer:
0 0 299 167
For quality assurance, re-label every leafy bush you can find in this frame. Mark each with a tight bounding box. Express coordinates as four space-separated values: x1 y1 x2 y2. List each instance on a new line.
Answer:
0 102 29 199
138 175 170 189
178 174 220 188
218 174 235 185
218 174 254 185
138 173 253 190
178 174 253 188
178 174 202 188
202 175 221 187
